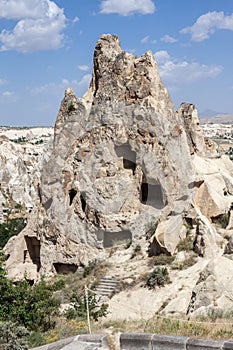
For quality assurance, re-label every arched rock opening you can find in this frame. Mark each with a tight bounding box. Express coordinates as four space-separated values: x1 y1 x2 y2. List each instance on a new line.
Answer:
115 143 136 174
140 175 166 209
69 189 77 205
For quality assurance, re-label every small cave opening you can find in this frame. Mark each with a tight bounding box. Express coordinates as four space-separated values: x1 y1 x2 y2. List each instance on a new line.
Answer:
103 230 132 248
53 263 78 274
212 213 229 229
141 183 148 203
44 197 53 210
24 236 41 272
115 143 136 174
80 193 87 212
140 176 166 209
69 189 77 205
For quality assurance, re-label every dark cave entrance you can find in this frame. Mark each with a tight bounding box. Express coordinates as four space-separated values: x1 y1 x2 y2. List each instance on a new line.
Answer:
115 143 136 174
140 176 166 209
24 236 41 272
80 193 87 213
103 230 132 248
53 263 78 274
69 189 77 205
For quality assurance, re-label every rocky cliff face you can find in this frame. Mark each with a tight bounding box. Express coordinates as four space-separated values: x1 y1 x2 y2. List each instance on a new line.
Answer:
4 33 233 310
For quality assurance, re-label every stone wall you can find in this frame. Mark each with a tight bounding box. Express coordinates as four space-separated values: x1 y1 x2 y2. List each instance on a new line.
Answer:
120 333 233 350
30 333 233 350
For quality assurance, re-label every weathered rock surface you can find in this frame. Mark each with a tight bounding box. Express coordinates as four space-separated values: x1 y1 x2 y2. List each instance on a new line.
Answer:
187 256 233 317
0 127 53 222
4 32 233 322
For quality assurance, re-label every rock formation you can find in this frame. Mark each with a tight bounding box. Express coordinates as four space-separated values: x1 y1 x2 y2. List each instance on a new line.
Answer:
4 34 233 318
0 127 53 222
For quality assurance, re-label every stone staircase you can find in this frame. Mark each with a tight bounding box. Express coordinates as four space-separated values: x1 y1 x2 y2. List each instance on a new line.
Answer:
95 276 120 298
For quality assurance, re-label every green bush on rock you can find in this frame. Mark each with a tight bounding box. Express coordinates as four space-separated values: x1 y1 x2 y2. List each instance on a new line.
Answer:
146 267 170 289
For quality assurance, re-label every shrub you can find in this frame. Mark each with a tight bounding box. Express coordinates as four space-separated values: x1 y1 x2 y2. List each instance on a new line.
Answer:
35 139 44 144
149 254 174 266
0 269 60 332
83 260 97 278
0 321 29 350
68 102 76 113
177 235 194 252
134 244 141 253
65 290 108 322
146 267 170 289
28 331 46 348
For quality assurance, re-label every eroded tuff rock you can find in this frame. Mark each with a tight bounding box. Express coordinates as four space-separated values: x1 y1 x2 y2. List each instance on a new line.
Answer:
4 34 233 282
0 128 53 222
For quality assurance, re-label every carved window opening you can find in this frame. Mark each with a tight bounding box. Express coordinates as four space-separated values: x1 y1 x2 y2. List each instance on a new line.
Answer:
140 176 166 209
24 236 41 272
80 193 87 212
103 230 132 248
141 183 148 203
69 189 77 205
44 197 53 210
115 143 136 174
53 263 78 274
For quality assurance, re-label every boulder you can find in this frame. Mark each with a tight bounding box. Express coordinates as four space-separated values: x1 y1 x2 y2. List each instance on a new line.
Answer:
187 256 233 317
149 215 186 255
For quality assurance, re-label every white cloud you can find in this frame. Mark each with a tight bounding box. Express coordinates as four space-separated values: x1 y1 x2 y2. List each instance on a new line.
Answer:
0 78 7 86
180 11 233 42
154 50 223 87
100 0 156 16
160 35 177 43
0 0 66 52
72 16 79 23
0 0 48 19
0 90 18 103
140 35 157 44
76 74 92 92
141 35 150 44
2 91 13 97
31 74 92 97
78 65 89 72
154 50 170 64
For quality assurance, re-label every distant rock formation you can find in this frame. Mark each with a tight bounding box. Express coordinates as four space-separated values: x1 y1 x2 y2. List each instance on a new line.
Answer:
0 127 53 222
4 34 233 296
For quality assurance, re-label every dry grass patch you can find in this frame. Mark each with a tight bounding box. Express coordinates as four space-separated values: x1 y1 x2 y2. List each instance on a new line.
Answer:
99 315 233 341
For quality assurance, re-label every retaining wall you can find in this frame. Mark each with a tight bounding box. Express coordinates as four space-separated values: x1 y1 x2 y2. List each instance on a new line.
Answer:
120 333 233 350
30 333 233 350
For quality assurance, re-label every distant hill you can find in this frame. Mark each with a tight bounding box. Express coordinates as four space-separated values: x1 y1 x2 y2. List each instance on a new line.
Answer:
199 109 224 118
200 114 233 124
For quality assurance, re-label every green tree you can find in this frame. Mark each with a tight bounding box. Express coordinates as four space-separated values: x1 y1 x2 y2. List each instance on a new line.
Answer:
0 218 27 249
25 279 60 331
0 256 60 332
65 290 108 322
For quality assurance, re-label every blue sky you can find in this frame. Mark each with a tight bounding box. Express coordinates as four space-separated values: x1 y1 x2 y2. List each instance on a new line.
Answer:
0 0 232 126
